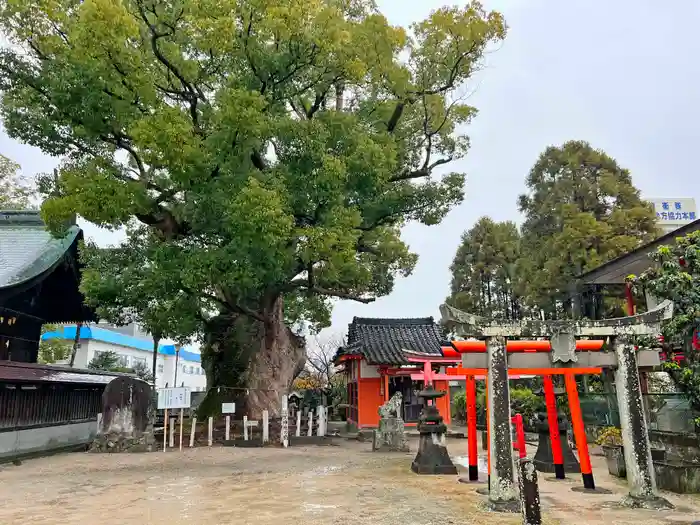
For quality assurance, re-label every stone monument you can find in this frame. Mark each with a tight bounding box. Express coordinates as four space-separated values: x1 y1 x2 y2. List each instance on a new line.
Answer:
410 387 458 474
373 392 409 452
90 376 154 453
533 412 580 476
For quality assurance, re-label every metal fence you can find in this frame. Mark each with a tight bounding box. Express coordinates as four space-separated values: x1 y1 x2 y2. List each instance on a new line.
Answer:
580 393 698 434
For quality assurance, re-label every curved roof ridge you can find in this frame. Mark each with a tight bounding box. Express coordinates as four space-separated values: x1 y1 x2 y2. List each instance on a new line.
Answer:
351 316 435 326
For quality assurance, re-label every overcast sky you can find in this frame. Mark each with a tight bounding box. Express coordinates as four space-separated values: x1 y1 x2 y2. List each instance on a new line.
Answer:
2 0 699 345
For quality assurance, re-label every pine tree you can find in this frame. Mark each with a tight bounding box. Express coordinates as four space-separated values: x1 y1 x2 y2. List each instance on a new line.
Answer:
446 217 523 319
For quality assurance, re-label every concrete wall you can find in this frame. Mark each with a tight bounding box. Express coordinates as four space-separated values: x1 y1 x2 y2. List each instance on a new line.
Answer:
0 420 99 462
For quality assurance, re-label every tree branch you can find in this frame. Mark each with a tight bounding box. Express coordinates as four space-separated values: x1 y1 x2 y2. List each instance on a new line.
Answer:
287 279 375 303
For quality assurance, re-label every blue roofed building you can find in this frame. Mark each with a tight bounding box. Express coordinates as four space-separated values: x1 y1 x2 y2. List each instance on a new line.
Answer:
42 323 206 391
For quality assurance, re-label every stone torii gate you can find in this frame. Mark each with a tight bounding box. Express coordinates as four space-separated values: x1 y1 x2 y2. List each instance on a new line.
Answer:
440 300 675 511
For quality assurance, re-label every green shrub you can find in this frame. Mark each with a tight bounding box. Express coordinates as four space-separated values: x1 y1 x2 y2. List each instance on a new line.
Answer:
452 391 466 422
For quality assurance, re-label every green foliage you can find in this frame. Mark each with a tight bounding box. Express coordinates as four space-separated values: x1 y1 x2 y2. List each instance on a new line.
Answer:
0 154 33 210
131 360 155 383
451 390 466 422
517 140 658 316
88 351 125 371
0 0 507 350
37 324 72 364
637 231 700 412
87 350 153 381
446 217 523 319
510 387 545 423
595 426 622 447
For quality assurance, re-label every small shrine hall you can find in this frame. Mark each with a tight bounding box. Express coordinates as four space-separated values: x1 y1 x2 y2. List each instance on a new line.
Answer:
333 317 461 429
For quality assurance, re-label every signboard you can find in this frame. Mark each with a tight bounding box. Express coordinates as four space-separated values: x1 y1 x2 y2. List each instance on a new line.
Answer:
650 198 697 228
246 420 259 427
221 402 236 414
157 387 191 410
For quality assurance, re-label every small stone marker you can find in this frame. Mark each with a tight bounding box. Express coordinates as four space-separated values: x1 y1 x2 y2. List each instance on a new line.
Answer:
244 415 248 441
296 411 302 437
169 417 175 448
518 457 542 525
225 415 231 441
281 395 289 448
262 410 269 443
189 417 197 447
207 416 213 447
307 412 313 436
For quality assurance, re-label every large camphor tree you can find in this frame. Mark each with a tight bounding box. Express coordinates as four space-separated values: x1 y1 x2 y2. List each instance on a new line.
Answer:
0 0 506 415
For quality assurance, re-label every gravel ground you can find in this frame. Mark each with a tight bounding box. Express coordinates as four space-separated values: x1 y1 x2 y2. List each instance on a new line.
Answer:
0 439 698 525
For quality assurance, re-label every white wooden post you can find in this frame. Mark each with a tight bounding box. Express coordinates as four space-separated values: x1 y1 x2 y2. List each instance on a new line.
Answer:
316 406 323 437
262 410 269 443
307 412 313 436
225 415 231 441
244 415 249 441
296 411 302 437
189 417 197 447
281 395 289 448
207 416 213 447
169 417 175 447
163 408 168 451
179 409 184 451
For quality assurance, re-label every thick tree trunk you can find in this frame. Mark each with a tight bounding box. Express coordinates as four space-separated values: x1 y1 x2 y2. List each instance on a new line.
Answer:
198 295 306 419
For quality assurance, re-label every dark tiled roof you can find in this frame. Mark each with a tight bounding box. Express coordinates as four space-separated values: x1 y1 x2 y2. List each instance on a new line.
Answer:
338 317 446 365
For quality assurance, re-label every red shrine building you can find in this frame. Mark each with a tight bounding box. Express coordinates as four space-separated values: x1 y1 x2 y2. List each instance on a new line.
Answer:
334 317 461 429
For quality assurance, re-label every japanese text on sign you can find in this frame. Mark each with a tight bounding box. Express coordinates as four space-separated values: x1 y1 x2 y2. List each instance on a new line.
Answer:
651 199 697 223
157 387 191 409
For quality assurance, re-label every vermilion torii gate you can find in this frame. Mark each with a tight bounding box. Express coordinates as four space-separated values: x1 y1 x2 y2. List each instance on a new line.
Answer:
441 340 604 488
440 300 675 511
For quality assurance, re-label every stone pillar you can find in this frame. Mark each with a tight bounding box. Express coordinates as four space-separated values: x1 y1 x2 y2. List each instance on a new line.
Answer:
613 336 673 509
262 410 269 443
518 457 542 525
486 336 518 510
281 395 289 448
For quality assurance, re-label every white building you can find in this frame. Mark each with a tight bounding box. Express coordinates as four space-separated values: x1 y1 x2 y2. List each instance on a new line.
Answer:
42 323 207 392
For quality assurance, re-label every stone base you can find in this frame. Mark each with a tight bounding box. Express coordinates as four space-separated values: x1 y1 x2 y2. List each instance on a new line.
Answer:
533 433 580 474
619 494 675 510
373 425 409 452
487 499 520 513
89 432 153 453
410 433 458 475
571 486 613 495
289 436 337 446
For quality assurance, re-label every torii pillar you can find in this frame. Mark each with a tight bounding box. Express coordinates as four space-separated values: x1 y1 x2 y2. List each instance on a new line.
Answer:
614 335 672 509
486 336 518 511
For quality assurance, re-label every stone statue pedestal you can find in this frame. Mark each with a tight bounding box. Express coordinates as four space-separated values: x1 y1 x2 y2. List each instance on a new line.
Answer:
533 412 580 476
373 392 409 452
411 388 457 475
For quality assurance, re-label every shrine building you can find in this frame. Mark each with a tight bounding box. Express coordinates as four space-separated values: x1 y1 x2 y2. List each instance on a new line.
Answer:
334 317 460 429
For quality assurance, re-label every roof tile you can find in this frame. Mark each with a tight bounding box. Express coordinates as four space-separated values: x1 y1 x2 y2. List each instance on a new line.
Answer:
342 317 446 365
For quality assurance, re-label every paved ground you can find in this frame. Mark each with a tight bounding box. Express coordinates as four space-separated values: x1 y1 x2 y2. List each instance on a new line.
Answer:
0 438 698 525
